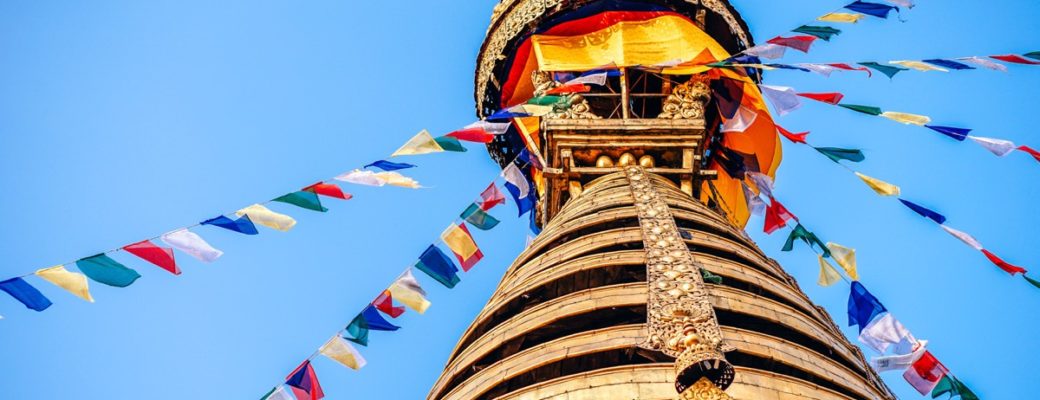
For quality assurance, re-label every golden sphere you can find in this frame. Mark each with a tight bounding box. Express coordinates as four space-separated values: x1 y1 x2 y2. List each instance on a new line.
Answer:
595 155 615 168
638 155 656 167
618 152 636 166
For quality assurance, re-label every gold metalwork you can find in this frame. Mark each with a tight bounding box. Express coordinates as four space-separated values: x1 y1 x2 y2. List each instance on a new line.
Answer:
678 377 734 400
595 155 615 168
618 152 636 166
531 71 599 119
658 75 711 119
639 155 656 167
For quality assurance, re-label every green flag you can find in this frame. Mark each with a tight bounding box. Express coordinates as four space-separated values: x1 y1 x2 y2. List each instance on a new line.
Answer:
273 191 327 212
813 146 865 163
76 254 141 288
931 375 979 400
345 314 369 346
1025 51 1040 61
434 136 467 152
781 224 832 258
527 95 567 106
839 103 883 116
792 25 841 41
859 62 909 78
700 268 723 284
1024 275 1040 290
460 203 500 230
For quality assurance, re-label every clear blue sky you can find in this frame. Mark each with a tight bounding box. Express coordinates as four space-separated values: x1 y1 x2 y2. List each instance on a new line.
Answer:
0 1 1036 398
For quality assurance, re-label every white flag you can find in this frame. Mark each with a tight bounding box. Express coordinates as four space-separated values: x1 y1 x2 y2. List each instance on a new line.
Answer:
261 385 295 400
940 225 983 251
320 335 367 370
335 169 386 186
741 182 766 216
722 105 758 133
858 313 911 353
958 56 1008 72
759 84 802 116
745 172 774 198
464 121 510 135
565 71 609 86
969 135 1017 157
798 63 839 77
161 229 223 262
872 340 927 372
744 43 787 60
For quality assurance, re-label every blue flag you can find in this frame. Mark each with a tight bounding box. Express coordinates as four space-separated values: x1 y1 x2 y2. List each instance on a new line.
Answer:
923 59 975 71
925 125 971 141
503 164 535 217
0 277 52 312
415 245 461 288
844 1 898 19
364 160 416 171
202 215 259 235
899 199 947 224
848 281 887 332
360 305 400 331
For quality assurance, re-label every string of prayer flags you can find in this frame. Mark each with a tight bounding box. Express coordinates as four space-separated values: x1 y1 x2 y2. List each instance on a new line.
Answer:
123 240 180 275
932 375 979 400
798 92 844 105
320 335 367 370
844 1 900 19
479 183 506 211
335 170 422 189
441 223 483 271
461 203 501 230
776 125 809 144
503 164 535 216
925 125 970 141
564 70 611 86
923 59 975 70
237 204 297 232
903 351 948 395
415 245 461 288
0 278 52 311
364 160 415 172
372 290 404 318
859 62 908 78
990 54 1040 65
797 63 840 77
828 63 872 76
818 12 865 23
35 266 93 302
75 254 141 288
388 269 431 314
758 85 802 116
858 313 911 353
285 360 325 400
814 146 865 163
202 215 259 235
898 199 947 224
890 60 948 72
261 385 294 400
818 256 843 287
826 242 859 281
839 103 882 116
302 182 351 200
273 191 328 212
161 229 224 262
764 198 796 234
848 281 887 332
855 172 901 196
791 25 841 41
958 56 1007 72
781 224 831 257
880 111 931 126
766 35 817 53
391 130 447 157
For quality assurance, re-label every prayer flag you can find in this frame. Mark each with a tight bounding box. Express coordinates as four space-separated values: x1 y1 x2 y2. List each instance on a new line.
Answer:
925 125 970 141
36 265 93 302
764 199 796 234
981 249 1027 275
544 84 590 95
335 170 384 186
345 313 370 346
373 290 404 318
990 54 1040 65
320 335 367 370
1026 275 1040 290
817 12 865 23
721 104 758 133
273 191 327 212
433 136 467 152
758 84 802 116
899 199 947 224
711 77 745 119
364 160 415 172
776 125 808 144
855 172 901 196
1018 145 1040 162
479 183 506 211
826 242 859 281
565 71 610 86
814 146 865 163
932 375 979 400
873 342 927 372
302 182 350 200
236 204 297 231
161 229 224 262
359 304 400 331
797 92 844 105
391 130 443 157
461 203 500 230
441 223 483 271
958 56 1007 72
969 136 1016 157
845 1 899 18
741 183 766 216
743 43 786 60
887 0 915 7
848 281 887 332
766 35 817 53
839 104 883 116
379 172 422 188
828 63 873 76
202 215 259 235
792 25 841 41
903 351 948 395
447 128 496 143
518 148 544 170
890 60 948 72
859 313 911 353
818 256 842 287
1026 51 1040 61
781 224 831 257
798 63 840 77
285 360 325 400
415 245 461 288
76 254 141 288
940 225 983 251
881 111 931 126
859 62 908 78
123 240 180 275
745 172 774 198
0 277 52 311
261 385 294 400
503 163 535 216
922 59 975 70
464 120 510 135
388 269 430 314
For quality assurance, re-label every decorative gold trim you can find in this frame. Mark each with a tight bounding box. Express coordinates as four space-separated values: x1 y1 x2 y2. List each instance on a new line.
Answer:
678 377 735 400
659 75 711 119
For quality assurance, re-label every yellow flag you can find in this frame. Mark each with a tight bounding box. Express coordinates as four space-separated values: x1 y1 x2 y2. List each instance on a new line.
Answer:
881 111 932 126
855 172 901 197
236 204 296 232
36 265 94 302
441 224 479 259
825 242 859 281
817 256 842 287
818 12 865 23
890 60 948 72
388 269 430 314
519 104 553 116
376 171 422 189
319 335 366 370
391 130 443 157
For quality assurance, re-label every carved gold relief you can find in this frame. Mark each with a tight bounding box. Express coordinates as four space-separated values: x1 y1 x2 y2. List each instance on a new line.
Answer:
531 71 600 119
678 377 735 400
658 75 711 119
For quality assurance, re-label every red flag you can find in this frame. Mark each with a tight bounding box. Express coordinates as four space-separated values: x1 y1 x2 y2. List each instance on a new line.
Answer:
286 360 325 400
764 198 796 234
776 125 808 144
447 128 496 143
766 35 817 53
1017 145 1040 162
123 240 179 275
981 249 1027 275
990 55 1040 65
544 84 590 95
303 182 351 200
479 183 506 211
828 63 872 77
902 351 948 395
797 92 845 105
373 290 405 318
